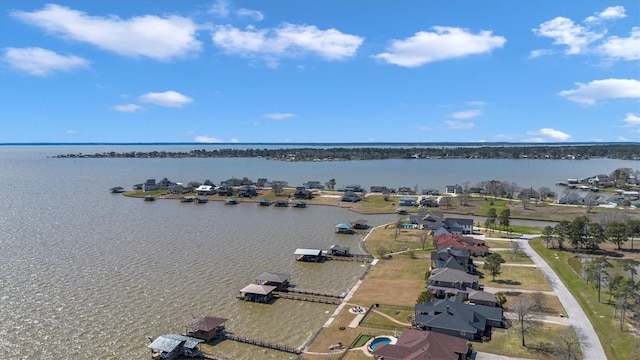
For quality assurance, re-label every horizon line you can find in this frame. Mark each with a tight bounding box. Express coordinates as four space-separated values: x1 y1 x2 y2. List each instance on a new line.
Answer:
1 141 639 146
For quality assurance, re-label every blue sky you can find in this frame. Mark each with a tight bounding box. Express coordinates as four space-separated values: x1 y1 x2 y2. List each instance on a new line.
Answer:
1 1 639 143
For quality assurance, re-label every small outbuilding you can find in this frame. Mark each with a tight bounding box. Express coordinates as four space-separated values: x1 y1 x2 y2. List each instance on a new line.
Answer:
256 272 291 290
335 223 355 234
329 245 351 257
237 284 277 303
184 316 228 341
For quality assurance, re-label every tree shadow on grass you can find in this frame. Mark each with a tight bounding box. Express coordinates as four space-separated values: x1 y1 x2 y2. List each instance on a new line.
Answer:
493 279 521 286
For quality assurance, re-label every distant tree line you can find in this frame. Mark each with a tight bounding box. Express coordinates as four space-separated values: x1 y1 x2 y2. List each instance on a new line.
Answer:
51 144 640 160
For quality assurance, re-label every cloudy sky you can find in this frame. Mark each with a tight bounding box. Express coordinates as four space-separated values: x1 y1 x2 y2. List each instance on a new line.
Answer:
1 1 639 143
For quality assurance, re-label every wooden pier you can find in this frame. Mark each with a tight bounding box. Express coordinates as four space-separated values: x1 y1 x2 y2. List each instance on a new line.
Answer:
283 288 346 299
224 333 302 355
274 292 342 305
326 255 373 263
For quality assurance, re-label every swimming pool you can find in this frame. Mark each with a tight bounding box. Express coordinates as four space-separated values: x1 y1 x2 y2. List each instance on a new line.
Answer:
368 336 396 351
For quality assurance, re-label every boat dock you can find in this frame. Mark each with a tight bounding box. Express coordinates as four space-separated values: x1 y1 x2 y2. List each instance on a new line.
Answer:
224 333 302 355
274 291 342 305
282 287 346 299
326 255 373 263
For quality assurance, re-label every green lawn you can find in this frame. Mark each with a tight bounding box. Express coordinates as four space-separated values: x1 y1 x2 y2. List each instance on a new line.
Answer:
529 238 639 360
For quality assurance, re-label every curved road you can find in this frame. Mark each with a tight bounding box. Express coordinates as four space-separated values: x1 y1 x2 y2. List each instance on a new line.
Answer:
517 238 607 360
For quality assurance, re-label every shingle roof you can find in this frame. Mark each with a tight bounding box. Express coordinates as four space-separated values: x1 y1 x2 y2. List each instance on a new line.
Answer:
256 272 291 284
185 316 228 332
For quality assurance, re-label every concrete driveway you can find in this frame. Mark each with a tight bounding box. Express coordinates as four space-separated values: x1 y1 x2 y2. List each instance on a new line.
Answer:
518 239 607 360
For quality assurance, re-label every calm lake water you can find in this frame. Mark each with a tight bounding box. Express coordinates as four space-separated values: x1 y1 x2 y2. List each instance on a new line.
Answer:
0 145 638 359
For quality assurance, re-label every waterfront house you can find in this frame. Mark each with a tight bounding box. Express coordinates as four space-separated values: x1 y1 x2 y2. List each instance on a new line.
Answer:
427 268 481 300
303 181 323 189
184 316 227 341
372 329 469 360
238 186 257 198
414 297 504 341
148 334 203 359
411 212 474 235
434 235 489 256
237 284 277 303
294 187 313 199
445 184 463 194
420 198 439 207
143 179 158 192
295 248 325 262
430 247 477 274
370 185 389 193
422 188 440 196
468 290 498 307
195 185 216 195
343 184 363 192
398 186 416 195
157 177 175 190
256 272 291 291
216 186 234 196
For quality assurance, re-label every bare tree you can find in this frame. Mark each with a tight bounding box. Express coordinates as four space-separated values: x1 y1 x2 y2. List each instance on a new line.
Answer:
420 230 429 250
529 292 546 312
538 186 551 202
554 326 582 360
511 297 540 347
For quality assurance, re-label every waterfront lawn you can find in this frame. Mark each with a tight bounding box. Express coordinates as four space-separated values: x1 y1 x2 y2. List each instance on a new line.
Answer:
529 238 639 360
472 323 570 359
480 265 552 292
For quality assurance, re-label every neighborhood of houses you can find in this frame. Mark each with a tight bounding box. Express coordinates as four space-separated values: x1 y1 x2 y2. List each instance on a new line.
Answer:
112 169 640 211
133 170 640 359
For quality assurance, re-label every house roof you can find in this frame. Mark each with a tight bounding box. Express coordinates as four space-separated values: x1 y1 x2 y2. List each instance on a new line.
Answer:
148 334 203 352
185 316 228 332
256 272 290 284
239 284 277 295
430 268 478 284
295 248 323 256
415 298 503 328
373 329 468 360
468 290 497 303
335 223 353 229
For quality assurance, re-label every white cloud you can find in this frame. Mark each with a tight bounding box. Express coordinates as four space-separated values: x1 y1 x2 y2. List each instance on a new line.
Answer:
623 113 640 126
585 6 626 23
194 135 223 143
3 47 88 76
533 16 603 55
65 129 78 135
139 91 193 107
451 109 482 119
528 49 553 59
12 4 201 60
466 101 486 107
113 104 142 113
208 0 230 17
526 128 571 142
616 136 630 141
597 27 640 61
444 121 474 130
373 26 506 67
264 112 296 120
558 78 640 105
237 8 264 21
212 23 363 64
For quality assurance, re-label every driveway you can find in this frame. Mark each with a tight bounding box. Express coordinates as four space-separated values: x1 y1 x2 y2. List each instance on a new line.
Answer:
518 239 607 360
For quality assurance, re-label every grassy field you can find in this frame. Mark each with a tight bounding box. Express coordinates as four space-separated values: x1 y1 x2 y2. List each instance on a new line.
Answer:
529 238 640 360
473 323 573 359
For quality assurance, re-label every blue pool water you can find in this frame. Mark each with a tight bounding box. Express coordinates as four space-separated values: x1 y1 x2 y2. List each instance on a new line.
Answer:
369 337 392 350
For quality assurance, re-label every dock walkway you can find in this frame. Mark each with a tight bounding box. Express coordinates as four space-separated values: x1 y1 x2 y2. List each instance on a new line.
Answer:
224 333 301 355
283 288 346 298
274 292 342 305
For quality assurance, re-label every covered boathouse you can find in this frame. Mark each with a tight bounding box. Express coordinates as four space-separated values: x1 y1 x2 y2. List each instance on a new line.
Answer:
237 284 277 303
184 316 228 341
148 334 203 359
256 272 291 291
294 248 325 262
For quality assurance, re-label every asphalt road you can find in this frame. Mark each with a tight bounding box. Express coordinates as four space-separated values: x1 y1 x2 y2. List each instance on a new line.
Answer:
518 238 607 360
